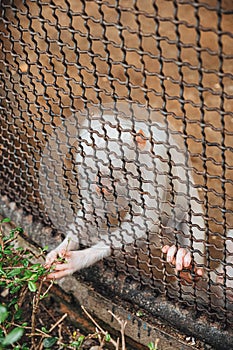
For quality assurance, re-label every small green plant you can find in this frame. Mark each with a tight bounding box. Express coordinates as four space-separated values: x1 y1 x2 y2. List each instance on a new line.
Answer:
136 310 144 317
0 218 80 349
81 306 127 350
148 340 159 350
0 218 50 348
0 305 24 349
70 335 85 349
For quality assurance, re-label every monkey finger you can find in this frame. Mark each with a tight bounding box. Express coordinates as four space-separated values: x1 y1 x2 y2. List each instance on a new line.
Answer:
58 249 69 258
50 262 72 271
46 268 74 280
162 245 170 254
195 267 204 277
46 261 74 279
183 251 192 268
45 251 58 267
175 248 187 271
46 250 58 260
166 245 177 263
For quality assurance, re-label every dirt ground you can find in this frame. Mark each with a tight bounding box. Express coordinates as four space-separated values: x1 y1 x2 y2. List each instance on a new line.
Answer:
0 283 103 349
0 0 233 317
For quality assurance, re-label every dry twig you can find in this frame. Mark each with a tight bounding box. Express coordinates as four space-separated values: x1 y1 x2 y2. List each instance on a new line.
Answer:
108 310 127 350
31 278 45 349
81 305 119 349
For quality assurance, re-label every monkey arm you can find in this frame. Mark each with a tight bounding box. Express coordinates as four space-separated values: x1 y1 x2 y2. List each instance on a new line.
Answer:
46 243 111 280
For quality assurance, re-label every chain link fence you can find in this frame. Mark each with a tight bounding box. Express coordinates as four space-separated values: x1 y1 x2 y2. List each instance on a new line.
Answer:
0 0 233 346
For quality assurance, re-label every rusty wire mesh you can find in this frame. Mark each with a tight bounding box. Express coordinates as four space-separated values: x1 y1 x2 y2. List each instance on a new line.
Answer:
0 0 233 338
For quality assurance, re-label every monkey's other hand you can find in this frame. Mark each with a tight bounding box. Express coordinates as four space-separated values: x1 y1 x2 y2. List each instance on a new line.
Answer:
162 245 203 277
46 250 82 279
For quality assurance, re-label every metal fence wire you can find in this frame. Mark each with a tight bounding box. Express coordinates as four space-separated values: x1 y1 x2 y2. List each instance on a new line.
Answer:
0 0 233 335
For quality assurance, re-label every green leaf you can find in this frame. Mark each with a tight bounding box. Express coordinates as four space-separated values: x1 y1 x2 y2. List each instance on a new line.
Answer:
22 259 29 267
8 297 18 308
22 346 30 350
13 227 23 234
105 333 111 342
14 308 23 321
43 337 57 348
9 285 21 294
28 281 37 292
16 247 24 251
29 273 39 281
148 341 157 350
1 327 24 346
31 263 42 270
4 249 13 255
7 268 23 277
136 310 144 317
77 335 85 343
22 270 33 279
1 218 11 223
0 305 8 323
40 293 48 300
71 335 85 348
16 344 30 350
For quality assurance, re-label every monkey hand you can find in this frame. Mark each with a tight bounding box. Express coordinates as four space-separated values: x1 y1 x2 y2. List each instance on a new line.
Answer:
45 250 82 279
45 248 71 277
162 245 204 281
45 247 106 279
45 249 62 268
